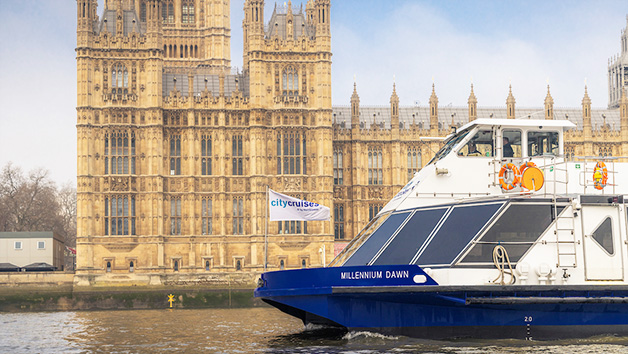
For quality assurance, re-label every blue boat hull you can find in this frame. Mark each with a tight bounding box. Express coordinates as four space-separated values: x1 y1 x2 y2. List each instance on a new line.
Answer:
255 265 628 339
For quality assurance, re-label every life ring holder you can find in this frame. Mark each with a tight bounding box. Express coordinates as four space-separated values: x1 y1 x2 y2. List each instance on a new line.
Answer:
520 162 544 191
498 163 521 191
593 161 608 190
519 161 536 175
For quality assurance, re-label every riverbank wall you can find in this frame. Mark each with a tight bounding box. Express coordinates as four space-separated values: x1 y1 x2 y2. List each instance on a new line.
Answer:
0 272 265 312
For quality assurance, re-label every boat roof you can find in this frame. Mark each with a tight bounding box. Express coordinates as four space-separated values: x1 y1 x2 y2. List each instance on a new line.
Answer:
457 118 576 133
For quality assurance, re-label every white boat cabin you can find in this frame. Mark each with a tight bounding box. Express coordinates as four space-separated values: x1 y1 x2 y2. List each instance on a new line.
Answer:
331 118 628 287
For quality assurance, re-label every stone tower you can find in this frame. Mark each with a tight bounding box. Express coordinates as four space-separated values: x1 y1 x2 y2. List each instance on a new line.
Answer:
76 0 333 285
242 0 334 269
608 15 628 108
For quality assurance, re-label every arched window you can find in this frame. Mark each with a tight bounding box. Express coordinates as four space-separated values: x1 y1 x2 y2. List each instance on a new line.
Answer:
106 261 112 272
104 195 136 236
333 149 343 185
201 135 212 175
111 64 128 90
170 198 182 235
202 198 212 235
232 135 243 175
277 131 306 175
236 259 242 271
105 131 135 175
407 147 422 181
280 259 285 270
173 260 179 271
162 0 174 24
368 147 383 185
182 0 195 24
205 260 210 271
334 204 344 240
233 198 244 235
301 259 306 268
129 261 134 273
170 134 181 175
282 66 298 96
140 2 146 22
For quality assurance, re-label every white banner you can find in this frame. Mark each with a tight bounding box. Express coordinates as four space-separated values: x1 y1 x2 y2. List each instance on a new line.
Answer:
268 189 330 221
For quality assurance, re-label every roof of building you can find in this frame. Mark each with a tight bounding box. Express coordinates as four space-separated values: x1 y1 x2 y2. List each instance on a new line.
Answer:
332 105 621 132
162 69 249 98
0 231 64 242
98 9 144 36
265 4 315 40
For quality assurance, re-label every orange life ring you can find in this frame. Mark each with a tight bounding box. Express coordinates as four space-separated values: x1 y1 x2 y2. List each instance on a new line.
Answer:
519 161 536 175
499 163 521 191
593 161 608 190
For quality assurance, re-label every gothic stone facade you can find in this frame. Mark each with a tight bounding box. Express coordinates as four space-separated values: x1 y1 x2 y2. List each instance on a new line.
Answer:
76 1 628 282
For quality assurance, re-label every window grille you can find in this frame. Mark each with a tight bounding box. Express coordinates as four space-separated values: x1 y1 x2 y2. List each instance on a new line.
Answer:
277 132 306 175
105 196 136 235
368 147 383 185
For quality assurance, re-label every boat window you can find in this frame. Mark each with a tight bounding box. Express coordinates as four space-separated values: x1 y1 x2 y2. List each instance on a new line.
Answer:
428 129 470 164
372 207 449 265
343 212 411 266
414 203 503 266
591 217 614 255
460 204 560 263
502 129 521 158
329 213 391 267
458 129 493 157
528 131 559 156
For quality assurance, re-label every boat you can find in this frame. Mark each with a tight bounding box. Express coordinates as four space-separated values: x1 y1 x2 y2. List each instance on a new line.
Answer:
255 118 628 340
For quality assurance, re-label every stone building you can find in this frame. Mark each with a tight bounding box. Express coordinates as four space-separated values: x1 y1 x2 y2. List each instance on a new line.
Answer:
609 16 628 109
75 0 628 285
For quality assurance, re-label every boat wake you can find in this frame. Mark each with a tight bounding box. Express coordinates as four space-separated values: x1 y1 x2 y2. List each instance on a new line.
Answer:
342 331 399 342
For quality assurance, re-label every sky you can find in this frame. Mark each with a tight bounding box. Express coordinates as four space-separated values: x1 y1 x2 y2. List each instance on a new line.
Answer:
0 0 626 186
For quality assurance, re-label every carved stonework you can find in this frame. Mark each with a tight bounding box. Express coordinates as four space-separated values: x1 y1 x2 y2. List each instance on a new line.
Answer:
110 177 129 192
283 177 302 192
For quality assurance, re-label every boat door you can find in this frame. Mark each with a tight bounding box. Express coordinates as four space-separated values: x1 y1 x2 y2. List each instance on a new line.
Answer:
581 205 624 281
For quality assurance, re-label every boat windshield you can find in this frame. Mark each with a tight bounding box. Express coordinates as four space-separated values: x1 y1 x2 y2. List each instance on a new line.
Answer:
328 213 390 267
427 129 471 165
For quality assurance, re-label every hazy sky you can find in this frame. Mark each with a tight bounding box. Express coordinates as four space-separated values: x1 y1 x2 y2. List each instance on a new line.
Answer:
0 1 626 185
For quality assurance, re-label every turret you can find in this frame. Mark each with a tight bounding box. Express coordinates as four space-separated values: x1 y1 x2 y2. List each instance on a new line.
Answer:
429 84 439 134
145 0 162 36
544 85 554 120
506 85 516 119
390 82 400 130
77 0 98 47
243 0 265 71
315 0 330 36
351 82 361 136
582 85 592 131
468 84 477 122
306 0 315 26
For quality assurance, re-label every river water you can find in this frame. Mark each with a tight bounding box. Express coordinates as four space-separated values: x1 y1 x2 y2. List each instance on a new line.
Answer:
1 308 627 353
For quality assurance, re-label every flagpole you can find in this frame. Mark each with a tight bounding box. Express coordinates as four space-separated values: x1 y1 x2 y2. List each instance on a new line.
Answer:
264 185 268 271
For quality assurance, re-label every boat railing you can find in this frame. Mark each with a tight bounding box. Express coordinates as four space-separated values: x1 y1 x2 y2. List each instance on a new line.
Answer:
489 155 624 198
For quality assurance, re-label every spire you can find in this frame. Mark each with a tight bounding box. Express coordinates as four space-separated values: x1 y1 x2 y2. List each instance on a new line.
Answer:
390 82 400 131
582 85 592 132
582 85 591 106
390 82 399 104
468 83 477 122
506 85 516 119
544 84 554 120
429 84 439 133
351 81 360 130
